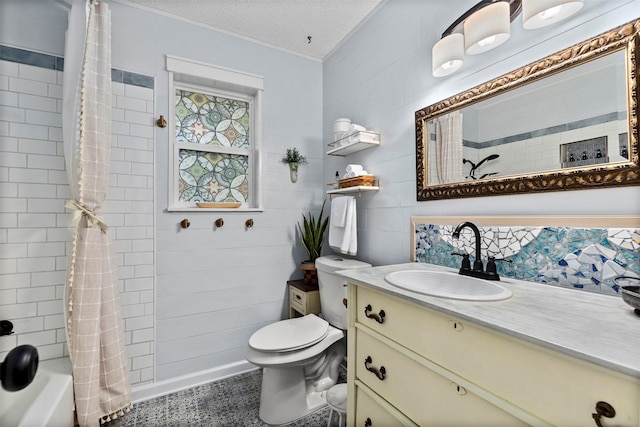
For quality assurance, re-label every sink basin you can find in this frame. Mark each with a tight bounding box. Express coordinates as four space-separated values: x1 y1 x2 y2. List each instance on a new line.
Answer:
384 270 512 301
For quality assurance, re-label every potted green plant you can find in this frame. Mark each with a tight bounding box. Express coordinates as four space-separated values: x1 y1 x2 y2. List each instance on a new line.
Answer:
282 148 308 183
297 199 328 285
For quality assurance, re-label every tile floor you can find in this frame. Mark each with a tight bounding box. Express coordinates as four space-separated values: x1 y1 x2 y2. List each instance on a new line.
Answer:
109 367 346 426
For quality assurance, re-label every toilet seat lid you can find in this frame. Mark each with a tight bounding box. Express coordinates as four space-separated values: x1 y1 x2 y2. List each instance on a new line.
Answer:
249 314 329 352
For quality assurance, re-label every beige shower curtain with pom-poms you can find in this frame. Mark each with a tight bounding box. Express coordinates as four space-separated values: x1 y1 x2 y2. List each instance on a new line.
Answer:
432 111 464 184
62 1 132 425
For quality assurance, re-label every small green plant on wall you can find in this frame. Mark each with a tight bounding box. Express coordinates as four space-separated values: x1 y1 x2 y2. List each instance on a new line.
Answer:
282 148 308 183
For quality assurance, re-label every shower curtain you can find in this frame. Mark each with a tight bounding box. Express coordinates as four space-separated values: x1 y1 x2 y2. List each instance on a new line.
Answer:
433 111 464 184
62 1 132 425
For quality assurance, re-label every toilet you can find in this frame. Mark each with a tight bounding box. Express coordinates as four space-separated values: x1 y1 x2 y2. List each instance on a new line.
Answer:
246 255 371 425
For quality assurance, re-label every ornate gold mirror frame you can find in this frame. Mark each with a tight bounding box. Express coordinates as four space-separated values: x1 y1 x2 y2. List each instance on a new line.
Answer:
415 19 640 201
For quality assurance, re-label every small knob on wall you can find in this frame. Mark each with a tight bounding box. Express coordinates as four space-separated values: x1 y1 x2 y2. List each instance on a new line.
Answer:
245 219 254 228
156 115 167 128
180 219 190 229
215 218 224 228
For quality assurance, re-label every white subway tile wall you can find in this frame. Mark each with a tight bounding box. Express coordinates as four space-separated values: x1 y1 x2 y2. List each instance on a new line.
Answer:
0 58 155 386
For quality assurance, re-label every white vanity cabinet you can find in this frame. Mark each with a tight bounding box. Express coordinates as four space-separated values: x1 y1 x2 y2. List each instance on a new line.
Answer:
347 284 640 427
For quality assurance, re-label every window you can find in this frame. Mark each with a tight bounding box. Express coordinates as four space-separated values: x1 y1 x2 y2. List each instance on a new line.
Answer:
166 56 263 210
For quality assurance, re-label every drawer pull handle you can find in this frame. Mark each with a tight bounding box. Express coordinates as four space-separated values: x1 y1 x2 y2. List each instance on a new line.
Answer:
592 401 615 427
364 417 372 426
296 295 301 300
364 304 385 324
364 356 386 380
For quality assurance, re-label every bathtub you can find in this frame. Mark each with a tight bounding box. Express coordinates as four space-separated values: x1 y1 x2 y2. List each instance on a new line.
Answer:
0 358 74 427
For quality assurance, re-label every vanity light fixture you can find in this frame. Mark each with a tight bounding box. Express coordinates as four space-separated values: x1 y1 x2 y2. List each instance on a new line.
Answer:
464 1 512 55
522 0 583 29
432 0 583 77
432 33 465 77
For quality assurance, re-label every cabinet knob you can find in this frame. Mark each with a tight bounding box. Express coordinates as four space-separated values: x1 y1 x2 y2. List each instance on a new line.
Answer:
215 218 224 228
452 382 467 395
364 417 372 426
180 219 190 229
592 401 616 427
449 319 464 331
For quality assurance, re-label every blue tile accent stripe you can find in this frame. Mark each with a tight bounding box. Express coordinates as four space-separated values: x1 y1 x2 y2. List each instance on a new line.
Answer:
0 44 154 89
0 45 60 70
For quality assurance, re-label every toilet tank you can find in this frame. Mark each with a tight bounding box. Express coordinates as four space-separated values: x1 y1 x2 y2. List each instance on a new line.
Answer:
315 255 371 329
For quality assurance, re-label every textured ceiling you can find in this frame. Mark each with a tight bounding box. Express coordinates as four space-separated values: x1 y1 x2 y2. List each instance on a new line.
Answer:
119 0 386 60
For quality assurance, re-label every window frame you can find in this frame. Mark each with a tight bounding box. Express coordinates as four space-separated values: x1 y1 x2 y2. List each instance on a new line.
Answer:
166 55 263 211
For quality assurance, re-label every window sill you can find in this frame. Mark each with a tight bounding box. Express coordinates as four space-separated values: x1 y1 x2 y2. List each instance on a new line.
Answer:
166 206 264 213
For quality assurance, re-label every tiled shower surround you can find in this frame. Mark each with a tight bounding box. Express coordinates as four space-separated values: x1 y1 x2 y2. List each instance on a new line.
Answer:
415 223 640 296
0 45 155 386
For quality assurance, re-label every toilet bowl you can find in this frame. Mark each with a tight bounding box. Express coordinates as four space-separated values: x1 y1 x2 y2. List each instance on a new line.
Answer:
246 255 371 425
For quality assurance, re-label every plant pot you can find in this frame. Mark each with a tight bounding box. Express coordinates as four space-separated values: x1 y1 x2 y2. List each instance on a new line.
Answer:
288 162 299 183
300 261 318 286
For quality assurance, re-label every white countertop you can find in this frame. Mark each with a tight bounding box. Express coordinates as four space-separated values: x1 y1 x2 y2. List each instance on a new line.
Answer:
337 263 640 378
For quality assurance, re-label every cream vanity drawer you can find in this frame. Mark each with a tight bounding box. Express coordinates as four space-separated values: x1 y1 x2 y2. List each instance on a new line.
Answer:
355 286 640 426
355 383 417 427
355 329 528 426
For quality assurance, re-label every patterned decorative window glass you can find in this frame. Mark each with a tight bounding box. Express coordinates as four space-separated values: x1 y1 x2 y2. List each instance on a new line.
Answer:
175 89 252 203
178 149 248 202
176 90 250 148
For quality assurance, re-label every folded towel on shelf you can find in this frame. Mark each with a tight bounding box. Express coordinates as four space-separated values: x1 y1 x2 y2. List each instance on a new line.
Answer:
349 123 366 133
343 170 369 179
346 164 363 174
329 196 357 255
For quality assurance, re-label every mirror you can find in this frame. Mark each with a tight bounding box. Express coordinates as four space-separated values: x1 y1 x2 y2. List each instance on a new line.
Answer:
416 19 640 201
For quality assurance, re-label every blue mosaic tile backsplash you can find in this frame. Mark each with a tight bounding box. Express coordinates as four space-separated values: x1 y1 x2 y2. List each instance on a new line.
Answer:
415 223 640 296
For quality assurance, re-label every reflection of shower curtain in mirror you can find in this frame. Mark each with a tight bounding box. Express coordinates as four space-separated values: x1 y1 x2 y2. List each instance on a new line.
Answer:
433 112 463 184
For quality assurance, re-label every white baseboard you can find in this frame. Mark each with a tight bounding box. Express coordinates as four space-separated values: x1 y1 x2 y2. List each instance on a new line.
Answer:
131 360 258 403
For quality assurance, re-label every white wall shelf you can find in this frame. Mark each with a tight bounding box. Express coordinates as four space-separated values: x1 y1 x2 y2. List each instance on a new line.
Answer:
327 185 380 197
326 129 381 196
327 130 380 156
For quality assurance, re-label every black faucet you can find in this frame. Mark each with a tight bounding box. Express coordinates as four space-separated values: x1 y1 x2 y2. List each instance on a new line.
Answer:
452 221 500 281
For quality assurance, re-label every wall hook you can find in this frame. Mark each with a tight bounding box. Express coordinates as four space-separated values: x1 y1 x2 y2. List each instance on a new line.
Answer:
245 218 254 229
156 115 167 128
180 219 190 229
215 218 224 228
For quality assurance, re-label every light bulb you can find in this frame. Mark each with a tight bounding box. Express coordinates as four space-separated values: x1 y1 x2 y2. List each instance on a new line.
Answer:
478 35 497 47
538 5 562 21
442 60 461 70
522 0 583 30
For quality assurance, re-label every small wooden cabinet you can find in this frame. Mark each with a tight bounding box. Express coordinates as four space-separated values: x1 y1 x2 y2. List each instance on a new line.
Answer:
288 280 321 318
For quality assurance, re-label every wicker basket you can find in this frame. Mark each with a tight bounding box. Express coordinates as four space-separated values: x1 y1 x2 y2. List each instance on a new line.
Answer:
338 175 376 188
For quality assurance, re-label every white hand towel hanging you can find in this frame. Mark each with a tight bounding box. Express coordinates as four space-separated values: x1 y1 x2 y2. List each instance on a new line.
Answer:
329 196 357 255
330 195 347 227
